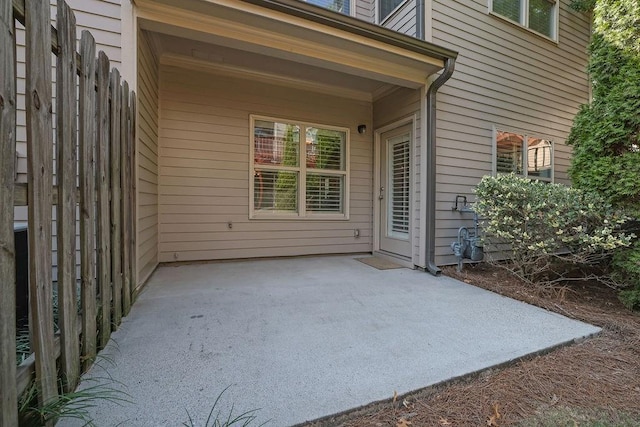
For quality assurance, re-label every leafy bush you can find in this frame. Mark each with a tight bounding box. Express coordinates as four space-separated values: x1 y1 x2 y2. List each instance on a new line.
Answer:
474 174 634 287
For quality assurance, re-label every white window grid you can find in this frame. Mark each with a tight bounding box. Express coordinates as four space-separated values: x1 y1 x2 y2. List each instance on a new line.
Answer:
492 126 555 182
488 0 559 41
249 115 351 220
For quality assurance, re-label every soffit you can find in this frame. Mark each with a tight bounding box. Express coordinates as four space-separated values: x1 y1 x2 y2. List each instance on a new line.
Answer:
155 34 392 100
136 0 455 89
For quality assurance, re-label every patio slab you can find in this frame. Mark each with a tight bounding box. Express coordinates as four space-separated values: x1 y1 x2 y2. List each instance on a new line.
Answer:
67 256 600 426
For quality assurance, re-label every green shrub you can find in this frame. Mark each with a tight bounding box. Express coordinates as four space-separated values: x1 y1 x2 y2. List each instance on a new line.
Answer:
566 0 640 307
614 240 640 309
474 174 634 287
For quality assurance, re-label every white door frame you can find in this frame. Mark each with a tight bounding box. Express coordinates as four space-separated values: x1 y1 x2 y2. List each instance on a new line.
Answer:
373 115 417 267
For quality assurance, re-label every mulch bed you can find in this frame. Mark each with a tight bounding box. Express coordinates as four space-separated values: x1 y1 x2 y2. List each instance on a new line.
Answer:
303 263 640 426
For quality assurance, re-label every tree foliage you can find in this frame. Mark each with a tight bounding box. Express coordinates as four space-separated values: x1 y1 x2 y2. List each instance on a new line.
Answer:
567 0 640 215
567 0 640 308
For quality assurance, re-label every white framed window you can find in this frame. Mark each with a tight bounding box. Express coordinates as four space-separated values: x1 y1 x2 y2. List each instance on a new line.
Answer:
378 0 408 23
250 115 350 219
493 128 554 181
489 0 558 40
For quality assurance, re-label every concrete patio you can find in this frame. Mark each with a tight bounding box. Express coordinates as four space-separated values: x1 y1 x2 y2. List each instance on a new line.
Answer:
70 255 600 426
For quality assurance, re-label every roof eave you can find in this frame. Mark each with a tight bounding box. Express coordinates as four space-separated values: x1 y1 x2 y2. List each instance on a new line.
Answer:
239 0 458 64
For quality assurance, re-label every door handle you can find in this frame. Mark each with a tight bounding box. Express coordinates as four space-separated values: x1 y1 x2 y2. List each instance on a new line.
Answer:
379 186 384 200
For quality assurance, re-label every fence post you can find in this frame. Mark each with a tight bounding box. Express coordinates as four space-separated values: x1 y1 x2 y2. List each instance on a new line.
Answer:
25 0 58 412
79 30 98 370
56 0 80 392
97 52 112 348
110 68 123 329
0 0 18 423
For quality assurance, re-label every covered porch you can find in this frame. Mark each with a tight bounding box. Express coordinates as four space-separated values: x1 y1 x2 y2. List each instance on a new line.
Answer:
133 0 458 285
71 256 599 425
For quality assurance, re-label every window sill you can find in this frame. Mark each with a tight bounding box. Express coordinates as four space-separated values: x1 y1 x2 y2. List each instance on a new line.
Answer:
249 213 350 221
488 11 558 45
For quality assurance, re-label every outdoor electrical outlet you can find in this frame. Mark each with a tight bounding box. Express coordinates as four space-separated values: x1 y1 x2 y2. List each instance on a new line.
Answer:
354 229 360 238
228 221 233 229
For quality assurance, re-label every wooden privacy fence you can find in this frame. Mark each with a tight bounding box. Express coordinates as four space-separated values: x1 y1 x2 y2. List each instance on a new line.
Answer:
1 0 137 424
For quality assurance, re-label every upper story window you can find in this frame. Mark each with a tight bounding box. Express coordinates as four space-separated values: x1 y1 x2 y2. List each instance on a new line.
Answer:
494 129 554 181
379 0 406 23
490 0 558 40
305 0 352 15
251 116 350 219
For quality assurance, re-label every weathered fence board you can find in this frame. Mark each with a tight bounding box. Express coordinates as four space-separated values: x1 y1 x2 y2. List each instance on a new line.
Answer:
25 0 58 411
97 51 112 348
79 30 98 371
110 69 123 329
121 81 132 315
0 0 18 423
56 0 80 393
4 1 137 419
130 92 138 292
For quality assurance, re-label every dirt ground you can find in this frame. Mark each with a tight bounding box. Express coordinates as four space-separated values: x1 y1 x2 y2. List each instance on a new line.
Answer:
304 263 640 427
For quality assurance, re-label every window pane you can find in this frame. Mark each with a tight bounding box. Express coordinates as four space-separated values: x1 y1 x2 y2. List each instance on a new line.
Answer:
496 131 523 174
306 127 345 170
254 120 299 167
306 0 350 14
527 137 552 178
528 0 554 37
492 0 522 22
306 174 344 213
379 0 404 21
254 170 298 213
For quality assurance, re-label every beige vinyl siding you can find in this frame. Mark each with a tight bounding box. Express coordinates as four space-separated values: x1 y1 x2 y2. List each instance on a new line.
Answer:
13 0 122 280
355 0 375 23
381 0 417 37
157 66 373 263
431 0 590 265
137 31 160 285
373 87 423 267
14 0 122 183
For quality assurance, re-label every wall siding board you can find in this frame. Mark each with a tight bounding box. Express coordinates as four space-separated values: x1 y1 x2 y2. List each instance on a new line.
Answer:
136 30 159 285
158 66 373 262
431 0 590 265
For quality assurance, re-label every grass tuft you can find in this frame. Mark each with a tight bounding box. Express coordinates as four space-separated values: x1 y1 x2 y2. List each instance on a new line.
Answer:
183 385 270 427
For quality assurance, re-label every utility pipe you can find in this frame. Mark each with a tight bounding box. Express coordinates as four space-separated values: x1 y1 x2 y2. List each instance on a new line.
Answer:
424 57 456 275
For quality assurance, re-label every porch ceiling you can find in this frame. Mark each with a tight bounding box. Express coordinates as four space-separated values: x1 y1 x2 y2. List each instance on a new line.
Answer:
153 33 393 100
136 0 458 94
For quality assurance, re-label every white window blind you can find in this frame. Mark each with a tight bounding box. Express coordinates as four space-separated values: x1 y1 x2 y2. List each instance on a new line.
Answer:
389 137 410 236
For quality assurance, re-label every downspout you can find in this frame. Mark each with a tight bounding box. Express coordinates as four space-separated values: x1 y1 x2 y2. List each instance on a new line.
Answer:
416 0 425 40
424 57 455 275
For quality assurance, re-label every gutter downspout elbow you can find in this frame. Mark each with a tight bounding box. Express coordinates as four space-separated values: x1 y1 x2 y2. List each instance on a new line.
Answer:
425 57 455 276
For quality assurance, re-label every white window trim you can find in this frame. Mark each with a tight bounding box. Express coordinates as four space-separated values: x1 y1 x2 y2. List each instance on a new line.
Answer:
377 0 410 25
488 0 559 42
249 115 351 220
492 125 555 182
